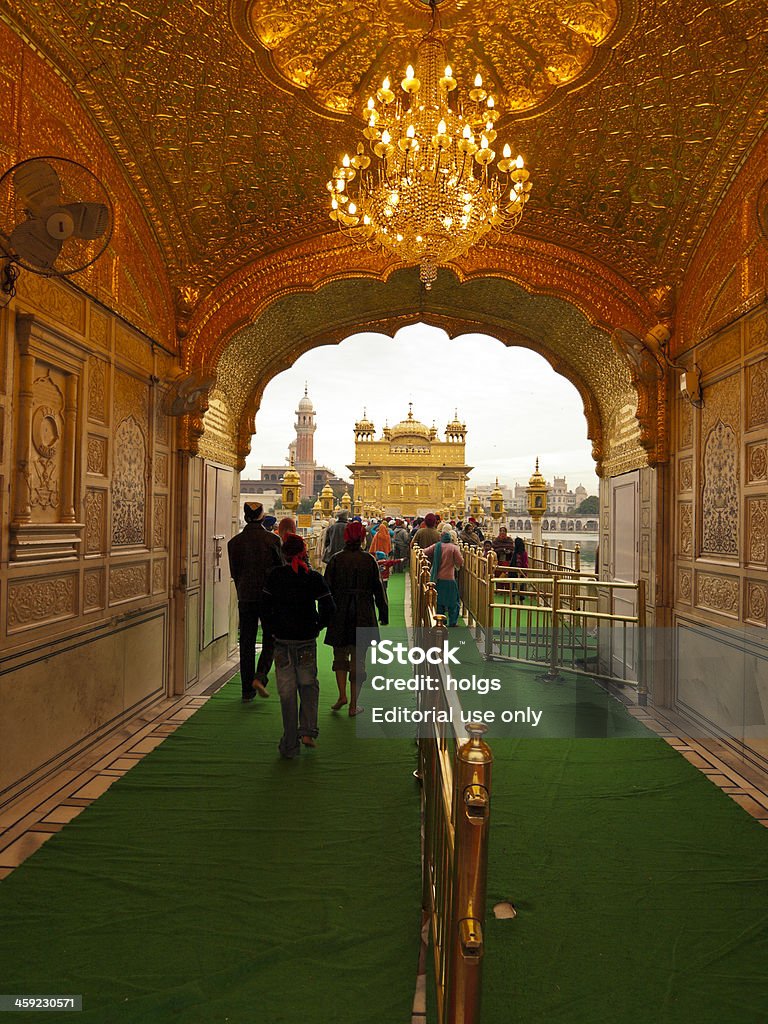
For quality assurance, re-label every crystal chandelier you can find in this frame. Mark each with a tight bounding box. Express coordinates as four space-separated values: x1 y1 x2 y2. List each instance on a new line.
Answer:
327 2 532 289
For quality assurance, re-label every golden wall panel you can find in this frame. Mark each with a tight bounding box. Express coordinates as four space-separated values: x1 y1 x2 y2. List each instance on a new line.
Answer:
7 573 78 632
83 567 105 611
86 435 108 476
678 457 693 493
746 497 768 566
89 308 110 350
109 562 150 604
154 452 169 488
745 580 768 627
695 571 739 618
87 357 108 425
678 502 693 558
152 495 168 549
677 567 692 606
747 359 768 430
152 558 168 594
747 443 768 484
15 275 86 337
700 372 740 559
84 488 107 554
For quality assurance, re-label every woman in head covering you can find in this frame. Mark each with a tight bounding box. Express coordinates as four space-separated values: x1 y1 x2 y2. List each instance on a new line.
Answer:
277 516 296 542
368 520 392 557
422 531 464 627
324 520 389 716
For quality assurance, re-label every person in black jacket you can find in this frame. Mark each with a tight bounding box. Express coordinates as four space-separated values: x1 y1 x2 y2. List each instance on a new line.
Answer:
324 520 388 717
227 502 283 702
261 534 335 759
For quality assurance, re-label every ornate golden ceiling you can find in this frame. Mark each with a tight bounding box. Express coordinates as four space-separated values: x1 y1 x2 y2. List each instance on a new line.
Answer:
231 0 631 120
2 0 767 297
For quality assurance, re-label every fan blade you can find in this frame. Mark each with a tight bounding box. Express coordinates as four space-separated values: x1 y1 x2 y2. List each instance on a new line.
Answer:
13 160 62 216
10 218 63 270
62 202 110 240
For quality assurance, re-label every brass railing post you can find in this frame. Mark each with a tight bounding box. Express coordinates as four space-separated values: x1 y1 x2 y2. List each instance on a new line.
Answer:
543 573 561 681
448 722 493 1024
484 552 496 658
637 577 648 706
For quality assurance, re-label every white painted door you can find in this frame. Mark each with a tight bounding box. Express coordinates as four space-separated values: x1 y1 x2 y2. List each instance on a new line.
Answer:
203 464 234 646
609 472 639 678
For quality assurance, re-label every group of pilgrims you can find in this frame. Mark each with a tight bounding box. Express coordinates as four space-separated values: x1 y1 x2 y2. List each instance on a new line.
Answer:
227 503 528 760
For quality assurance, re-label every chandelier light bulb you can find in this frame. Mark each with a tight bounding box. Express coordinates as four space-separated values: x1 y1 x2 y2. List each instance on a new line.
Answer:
463 125 472 139
503 144 512 158
381 129 391 144
437 119 447 134
406 65 414 79
348 202 357 214
383 77 390 90
445 65 452 78
516 155 524 168
367 97 375 110
407 125 415 138
342 154 350 167
487 96 494 109
474 73 483 88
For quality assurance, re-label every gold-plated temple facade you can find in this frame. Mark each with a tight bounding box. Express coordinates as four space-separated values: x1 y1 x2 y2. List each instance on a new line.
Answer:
348 408 472 517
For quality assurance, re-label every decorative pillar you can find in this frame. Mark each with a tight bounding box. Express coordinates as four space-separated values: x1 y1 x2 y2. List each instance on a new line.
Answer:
281 462 301 515
14 348 36 525
526 458 548 549
61 373 78 523
489 478 505 535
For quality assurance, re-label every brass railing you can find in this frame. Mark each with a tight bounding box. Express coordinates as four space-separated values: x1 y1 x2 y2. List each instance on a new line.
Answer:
458 545 647 704
410 546 493 1024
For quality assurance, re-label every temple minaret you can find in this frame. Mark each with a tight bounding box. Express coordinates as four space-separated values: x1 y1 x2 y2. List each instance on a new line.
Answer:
294 385 317 498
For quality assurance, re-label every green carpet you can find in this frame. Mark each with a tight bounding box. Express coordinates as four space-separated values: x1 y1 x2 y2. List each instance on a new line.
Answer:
447 622 768 1023
0 575 420 1024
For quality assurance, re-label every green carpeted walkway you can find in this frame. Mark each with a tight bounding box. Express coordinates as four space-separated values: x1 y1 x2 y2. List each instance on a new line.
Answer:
0 575 420 1024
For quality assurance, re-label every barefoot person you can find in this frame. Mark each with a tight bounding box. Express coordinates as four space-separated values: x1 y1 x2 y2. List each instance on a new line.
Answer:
261 534 335 759
324 520 388 717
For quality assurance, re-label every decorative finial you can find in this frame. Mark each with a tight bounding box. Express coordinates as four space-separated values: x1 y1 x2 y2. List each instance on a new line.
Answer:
535 457 539 472
408 401 413 419
495 477 499 487
304 382 308 397
454 408 458 419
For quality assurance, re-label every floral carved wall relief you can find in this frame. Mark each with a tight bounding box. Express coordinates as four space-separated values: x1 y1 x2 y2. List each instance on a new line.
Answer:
111 416 147 547
701 420 738 556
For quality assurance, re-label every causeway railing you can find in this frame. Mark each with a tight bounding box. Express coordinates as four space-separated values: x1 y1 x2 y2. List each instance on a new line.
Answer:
410 547 493 1024
459 545 647 704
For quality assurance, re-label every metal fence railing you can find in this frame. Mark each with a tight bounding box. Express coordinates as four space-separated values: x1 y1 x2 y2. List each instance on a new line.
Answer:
458 545 647 704
410 546 493 1024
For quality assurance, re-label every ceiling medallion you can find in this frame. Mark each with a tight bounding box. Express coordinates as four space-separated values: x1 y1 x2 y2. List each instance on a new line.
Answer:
326 3 532 287
232 0 631 122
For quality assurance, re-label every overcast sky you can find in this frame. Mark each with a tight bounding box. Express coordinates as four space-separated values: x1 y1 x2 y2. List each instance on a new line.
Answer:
243 323 599 493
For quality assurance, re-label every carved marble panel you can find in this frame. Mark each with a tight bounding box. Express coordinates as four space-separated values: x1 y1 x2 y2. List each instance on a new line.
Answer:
152 558 167 594
701 420 739 556
747 497 768 566
746 580 768 627
678 457 693 493
15 274 86 335
154 451 169 487
155 399 170 447
109 562 150 604
8 574 77 632
111 416 146 547
695 572 739 618
86 435 108 476
84 489 106 554
698 326 741 375
83 568 105 611
677 567 692 606
747 443 768 484
152 494 167 549
747 359 768 430
116 323 152 370
28 368 65 523
679 400 693 450
87 357 108 424
89 308 110 349
746 311 768 355
678 502 693 558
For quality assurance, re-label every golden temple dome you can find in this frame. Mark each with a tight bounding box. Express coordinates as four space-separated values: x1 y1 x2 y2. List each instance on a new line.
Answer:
390 405 430 441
